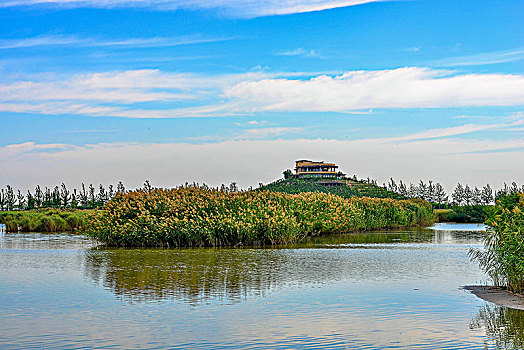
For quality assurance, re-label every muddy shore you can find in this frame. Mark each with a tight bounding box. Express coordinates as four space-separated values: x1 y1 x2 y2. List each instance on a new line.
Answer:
464 286 524 310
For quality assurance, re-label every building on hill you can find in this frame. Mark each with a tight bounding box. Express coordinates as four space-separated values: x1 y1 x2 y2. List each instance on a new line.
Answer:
294 160 346 179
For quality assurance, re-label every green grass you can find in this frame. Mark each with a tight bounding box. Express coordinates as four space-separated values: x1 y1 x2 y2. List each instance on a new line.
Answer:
435 205 493 223
0 209 90 232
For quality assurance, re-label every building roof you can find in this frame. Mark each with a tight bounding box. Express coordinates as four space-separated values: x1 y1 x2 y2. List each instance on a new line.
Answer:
295 160 337 167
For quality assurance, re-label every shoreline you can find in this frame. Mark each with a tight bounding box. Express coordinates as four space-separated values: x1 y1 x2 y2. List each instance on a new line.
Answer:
464 285 524 310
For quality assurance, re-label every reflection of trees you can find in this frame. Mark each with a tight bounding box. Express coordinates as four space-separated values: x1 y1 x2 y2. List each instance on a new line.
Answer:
85 248 292 304
303 231 434 245
86 247 371 304
83 228 483 305
470 304 524 349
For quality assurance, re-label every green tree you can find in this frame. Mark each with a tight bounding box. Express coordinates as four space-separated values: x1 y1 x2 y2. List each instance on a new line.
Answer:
387 178 398 193
283 169 293 179
71 189 78 208
0 189 5 211
60 183 70 208
398 181 408 197
452 183 465 205
43 187 51 208
5 185 15 210
16 190 26 210
481 184 494 205
464 185 473 205
52 186 61 207
88 184 96 208
472 186 482 205
26 190 35 210
108 184 115 200
34 185 43 208
433 183 448 208
143 180 153 193
97 184 108 206
116 181 126 194
79 184 88 208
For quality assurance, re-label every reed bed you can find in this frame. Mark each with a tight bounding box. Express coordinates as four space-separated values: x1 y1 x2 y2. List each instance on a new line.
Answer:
470 193 524 293
0 209 89 232
86 187 434 247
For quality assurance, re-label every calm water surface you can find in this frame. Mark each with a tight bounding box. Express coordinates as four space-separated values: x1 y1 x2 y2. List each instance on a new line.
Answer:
1 224 523 349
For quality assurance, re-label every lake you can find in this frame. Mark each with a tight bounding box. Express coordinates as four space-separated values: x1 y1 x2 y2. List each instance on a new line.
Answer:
1 223 523 349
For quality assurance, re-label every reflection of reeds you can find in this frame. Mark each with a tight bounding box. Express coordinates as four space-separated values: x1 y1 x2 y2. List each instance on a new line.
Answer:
86 187 434 247
470 304 524 350
84 248 351 304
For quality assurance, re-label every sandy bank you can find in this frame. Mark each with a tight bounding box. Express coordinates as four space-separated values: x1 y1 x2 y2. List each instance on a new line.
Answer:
464 286 524 310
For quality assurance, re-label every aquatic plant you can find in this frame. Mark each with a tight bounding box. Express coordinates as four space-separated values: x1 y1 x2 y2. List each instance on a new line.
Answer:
0 209 89 232
469 193 524 293
86 187 434 247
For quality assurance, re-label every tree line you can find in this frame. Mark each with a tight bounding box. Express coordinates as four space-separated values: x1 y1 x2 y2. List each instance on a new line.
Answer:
0 182 126 211
385 178 523 207
1 177 522 211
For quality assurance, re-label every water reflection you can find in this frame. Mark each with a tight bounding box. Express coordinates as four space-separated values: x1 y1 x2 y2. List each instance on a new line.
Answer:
84 228 485 304
4 228 524 349
471 304 524 350
85 248 292 304
430 222 487 231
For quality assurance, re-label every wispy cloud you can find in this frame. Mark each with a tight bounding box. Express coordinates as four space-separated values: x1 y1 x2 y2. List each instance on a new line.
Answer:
66 129 121 133
432 48 524 67
233 120 267 126
236 126 304 139
276 48 323 58
0 0 389 17
0 34 234 50
2 67 524 119
386 119 523 143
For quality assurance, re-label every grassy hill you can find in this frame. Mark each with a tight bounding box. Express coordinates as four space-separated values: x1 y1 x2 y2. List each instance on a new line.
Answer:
258 177 406 200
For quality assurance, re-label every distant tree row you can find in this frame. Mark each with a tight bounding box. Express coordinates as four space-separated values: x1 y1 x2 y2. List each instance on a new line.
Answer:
0 180 248 211
0 182 126 211
386 178 523 207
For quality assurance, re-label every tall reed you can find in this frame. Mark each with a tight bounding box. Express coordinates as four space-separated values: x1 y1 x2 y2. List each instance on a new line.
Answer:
86 187 434 247
469 193 524 293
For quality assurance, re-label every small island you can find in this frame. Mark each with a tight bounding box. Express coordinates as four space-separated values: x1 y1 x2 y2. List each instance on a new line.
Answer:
86 160 434 247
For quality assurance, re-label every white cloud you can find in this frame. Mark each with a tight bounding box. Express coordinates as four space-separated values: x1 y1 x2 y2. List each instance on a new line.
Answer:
66 129 121 133
0 34 234 50
0 0 388 17
432 48 524 67
225 67 524 111
1 134 523 193
276 48 322 58
389 121 523 142
2 67 524 118
236 127 303 139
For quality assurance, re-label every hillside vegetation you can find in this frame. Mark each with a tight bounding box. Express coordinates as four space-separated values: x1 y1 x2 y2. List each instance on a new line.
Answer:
259 178 405 200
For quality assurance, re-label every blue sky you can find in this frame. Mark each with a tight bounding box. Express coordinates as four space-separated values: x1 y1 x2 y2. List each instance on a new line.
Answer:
0 0 523 191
